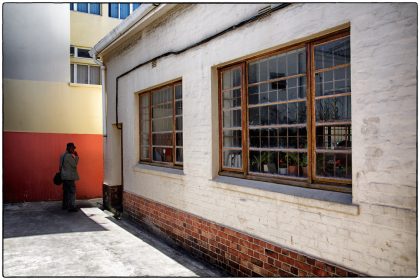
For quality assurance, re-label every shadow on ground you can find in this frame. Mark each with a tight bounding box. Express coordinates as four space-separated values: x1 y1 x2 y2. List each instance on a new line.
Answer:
3 199 106 238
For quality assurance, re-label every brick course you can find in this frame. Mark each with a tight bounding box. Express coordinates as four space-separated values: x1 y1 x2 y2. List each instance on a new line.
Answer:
124 192 362 277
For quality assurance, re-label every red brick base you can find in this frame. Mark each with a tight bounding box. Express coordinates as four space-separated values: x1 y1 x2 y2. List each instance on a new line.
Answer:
123 191 362 277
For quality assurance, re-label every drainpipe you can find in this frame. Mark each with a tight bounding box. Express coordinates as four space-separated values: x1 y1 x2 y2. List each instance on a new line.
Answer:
92 55 107 137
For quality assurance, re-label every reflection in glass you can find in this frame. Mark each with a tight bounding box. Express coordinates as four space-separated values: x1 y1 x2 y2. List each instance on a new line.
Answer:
316 152 351 179
223 109 241 128
315 37 350 70
316 125 351 150
223 130 242 148
315 96 351 122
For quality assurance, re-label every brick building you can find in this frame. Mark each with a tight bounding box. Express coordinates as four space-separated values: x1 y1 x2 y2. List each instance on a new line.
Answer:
90 3 417 276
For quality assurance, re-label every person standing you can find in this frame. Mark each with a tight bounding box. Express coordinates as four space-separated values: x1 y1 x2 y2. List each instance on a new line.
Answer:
60 143 79 212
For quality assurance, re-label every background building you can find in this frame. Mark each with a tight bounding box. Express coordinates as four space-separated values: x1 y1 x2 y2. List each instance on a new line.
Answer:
92 3 417 276
3 3 141 202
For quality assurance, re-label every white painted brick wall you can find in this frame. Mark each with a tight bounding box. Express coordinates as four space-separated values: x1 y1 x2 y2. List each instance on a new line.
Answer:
103 3 417 276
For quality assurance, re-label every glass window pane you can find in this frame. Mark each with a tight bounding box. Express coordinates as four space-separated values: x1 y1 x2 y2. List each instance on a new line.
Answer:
77 65 88 84
223 130 242 148
109 3 118 18
176 148 183 163
315 66 351 97
315 37 350 70
152 133 172 146
90 66 100 85
315 95 351 122
175 100 182 115
316 152 351 179
77 3 88 13
77 48 91 58
133 3 141 10
249 151 277 174
70 64 74 83
223 68 241 89
90 3 100 15
223 150 242 168
316 125 351 150
152 118 173 132
176 132 183 147
120 3 130 19
70 46 75 56
70 3 74 10
223 89 241 109
175 84 182 99
223 109 241 128
153 147 173 163
176 116 182 131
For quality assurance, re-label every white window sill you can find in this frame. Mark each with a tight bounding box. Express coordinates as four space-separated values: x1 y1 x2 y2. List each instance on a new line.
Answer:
212 176 359 215
133 163 184 180
68 83 102 88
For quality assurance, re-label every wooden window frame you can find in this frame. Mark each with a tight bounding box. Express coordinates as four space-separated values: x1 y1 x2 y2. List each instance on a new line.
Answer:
218 30 351 193
139 81 183 169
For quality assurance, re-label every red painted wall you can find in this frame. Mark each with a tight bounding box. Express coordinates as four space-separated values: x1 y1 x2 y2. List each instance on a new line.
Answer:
4 132 103 203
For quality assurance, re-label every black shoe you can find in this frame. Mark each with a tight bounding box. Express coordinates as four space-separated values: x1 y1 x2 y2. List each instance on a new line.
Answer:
68 208 79 212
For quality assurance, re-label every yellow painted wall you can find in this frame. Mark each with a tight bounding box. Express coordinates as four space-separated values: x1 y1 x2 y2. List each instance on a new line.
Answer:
70 4 121 48
4 79 103 134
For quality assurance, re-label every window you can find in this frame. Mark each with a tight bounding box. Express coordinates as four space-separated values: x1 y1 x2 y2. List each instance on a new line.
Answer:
218 31 351 191
139 82 183 167
70 63 101 85
108 3 139 19
70 3 101 15
70 46 91 59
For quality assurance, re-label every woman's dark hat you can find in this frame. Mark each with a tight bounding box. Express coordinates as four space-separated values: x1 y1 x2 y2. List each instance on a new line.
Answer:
66 142 76 149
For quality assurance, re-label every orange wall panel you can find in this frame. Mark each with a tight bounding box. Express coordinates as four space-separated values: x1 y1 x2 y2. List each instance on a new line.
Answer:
4 132 103 203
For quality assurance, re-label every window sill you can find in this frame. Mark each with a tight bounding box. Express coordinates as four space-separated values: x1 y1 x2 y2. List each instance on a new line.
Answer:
68 83 102 88
133 163 184 180
212 176 359 215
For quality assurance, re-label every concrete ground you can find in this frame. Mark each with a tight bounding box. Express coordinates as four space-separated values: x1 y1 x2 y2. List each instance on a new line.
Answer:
3 199 228 277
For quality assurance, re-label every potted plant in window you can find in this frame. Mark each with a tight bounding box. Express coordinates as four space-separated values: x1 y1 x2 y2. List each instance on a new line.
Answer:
300 154 308 177
278 153 287 175
286 153 298 176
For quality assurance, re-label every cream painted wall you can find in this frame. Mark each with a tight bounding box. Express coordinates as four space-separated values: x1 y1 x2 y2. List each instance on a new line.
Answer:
103 3 417 276
71 4 121 48
3 3 70 82
4 79 103 134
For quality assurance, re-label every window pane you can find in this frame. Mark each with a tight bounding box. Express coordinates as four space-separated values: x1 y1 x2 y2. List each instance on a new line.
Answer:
77 48 91 58
315 66 351 97
175 84 182 99
176 132 183 147
222 68 241 89
120 3 130 19
153 147 173 163
133 3 141 10
77 3 88 13
223 150 242 169
109 3 118 18
90 3 100 15
140 94 149 160
223 130 242 148
77 65 88 84
176 148 183 163
152 133 172 146
152 117 172 132
316 152 351 179
315 37 350 70
223 109 241 128
175 100 182 115
70 3 74 10
176 116 182 131
316 125 351 150
315 95 351 122
223 89 241 109
90 66 100 85
70 64 74 83
70 46 75 56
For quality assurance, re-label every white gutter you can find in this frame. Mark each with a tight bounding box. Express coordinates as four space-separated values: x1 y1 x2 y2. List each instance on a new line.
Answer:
90 3 160 58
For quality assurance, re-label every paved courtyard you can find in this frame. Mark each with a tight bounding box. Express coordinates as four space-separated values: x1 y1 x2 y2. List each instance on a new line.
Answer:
3 199 227 277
